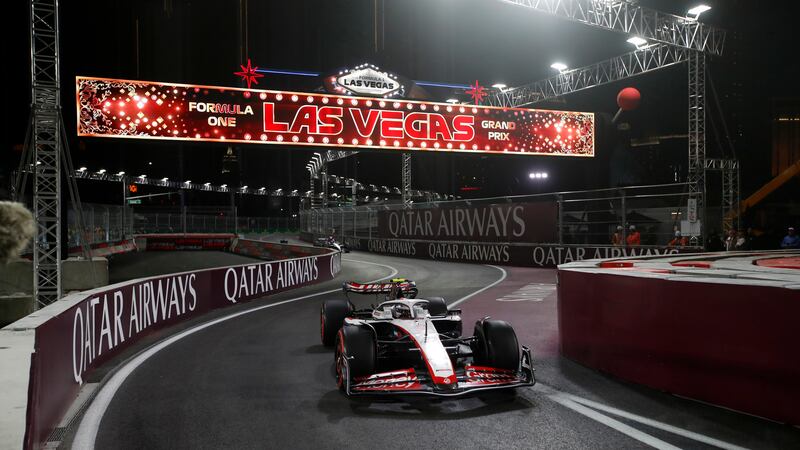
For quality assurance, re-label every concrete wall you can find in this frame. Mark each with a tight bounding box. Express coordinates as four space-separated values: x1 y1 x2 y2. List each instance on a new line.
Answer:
0 258 108 326
0 258 109 295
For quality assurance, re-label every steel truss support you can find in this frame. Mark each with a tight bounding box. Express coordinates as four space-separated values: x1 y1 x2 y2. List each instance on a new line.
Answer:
30 0 62 306
324 173 447 201
688 51 706 222
307 150 356 209
497 0 724 55
401 153 411 205
306 150 358 180
309 172 319 208
320 162 328 208
488 44 689 107
705 158 740 232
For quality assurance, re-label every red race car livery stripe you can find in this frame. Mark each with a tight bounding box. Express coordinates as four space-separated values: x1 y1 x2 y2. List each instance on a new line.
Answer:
458 365 523 388
352 368 422 391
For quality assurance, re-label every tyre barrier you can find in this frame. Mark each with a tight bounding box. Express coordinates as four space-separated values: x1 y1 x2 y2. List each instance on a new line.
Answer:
134 233 236 251
66 239 137 258
0 241 342 449
230 237 330 260
558 250 800 425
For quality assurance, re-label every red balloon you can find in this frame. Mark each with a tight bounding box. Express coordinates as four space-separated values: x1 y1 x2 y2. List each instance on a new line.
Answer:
617 87 641 111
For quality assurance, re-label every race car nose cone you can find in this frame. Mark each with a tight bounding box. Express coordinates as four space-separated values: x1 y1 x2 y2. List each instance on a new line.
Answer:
434 374 458 389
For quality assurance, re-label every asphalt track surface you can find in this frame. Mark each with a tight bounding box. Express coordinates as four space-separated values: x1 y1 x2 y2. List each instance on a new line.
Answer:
75 251 800 449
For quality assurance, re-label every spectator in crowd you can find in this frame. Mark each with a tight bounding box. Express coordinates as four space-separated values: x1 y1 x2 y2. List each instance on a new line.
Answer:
781 227 800 248
668 230 688 247
724 228 738 251
611 225 624 246
626 225 641 246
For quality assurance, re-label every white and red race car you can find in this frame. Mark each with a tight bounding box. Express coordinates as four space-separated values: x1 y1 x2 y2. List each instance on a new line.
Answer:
320 280 535 396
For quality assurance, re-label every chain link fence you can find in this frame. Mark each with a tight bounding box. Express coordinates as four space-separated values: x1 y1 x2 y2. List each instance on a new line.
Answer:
301 183 700 247
68 204 299 246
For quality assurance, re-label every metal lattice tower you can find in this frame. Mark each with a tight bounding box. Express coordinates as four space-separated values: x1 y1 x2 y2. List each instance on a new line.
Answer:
30 0 63 306
688 51 706 214
401 153 411 205
706 158 740 232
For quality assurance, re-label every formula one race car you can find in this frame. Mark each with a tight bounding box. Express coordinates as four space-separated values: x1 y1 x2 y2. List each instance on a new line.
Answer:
314 236 349 253
320 280 535 396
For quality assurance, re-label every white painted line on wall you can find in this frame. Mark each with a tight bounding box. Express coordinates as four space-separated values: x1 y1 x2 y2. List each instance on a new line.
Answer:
73 258 398 450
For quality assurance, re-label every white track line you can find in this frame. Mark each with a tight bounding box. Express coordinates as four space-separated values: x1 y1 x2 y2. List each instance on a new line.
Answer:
448 265 507 308
560 392 749 450
73 258 398 449
549 394 682 450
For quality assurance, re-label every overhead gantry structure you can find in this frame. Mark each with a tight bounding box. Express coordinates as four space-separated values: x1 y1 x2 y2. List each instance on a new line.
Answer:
306 1 731 216
487 0 736 233
487 44 690 107
495 0 724 55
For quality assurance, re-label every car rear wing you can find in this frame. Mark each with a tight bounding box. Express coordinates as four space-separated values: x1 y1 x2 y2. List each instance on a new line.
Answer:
342 280 418 297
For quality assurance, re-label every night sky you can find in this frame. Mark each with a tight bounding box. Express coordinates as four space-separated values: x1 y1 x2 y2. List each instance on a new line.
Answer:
3 0 799 216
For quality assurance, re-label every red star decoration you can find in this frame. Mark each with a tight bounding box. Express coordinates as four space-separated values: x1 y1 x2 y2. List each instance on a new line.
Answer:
234 59 264 89
466 80 488 105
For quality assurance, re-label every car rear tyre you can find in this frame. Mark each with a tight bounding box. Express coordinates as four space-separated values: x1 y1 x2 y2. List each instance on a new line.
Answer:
426 296 448 316
335 325 376 389
321 299 352 346
472 319 520 371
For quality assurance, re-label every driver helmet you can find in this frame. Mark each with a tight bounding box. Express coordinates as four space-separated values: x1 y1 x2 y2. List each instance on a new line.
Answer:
391 304 412 320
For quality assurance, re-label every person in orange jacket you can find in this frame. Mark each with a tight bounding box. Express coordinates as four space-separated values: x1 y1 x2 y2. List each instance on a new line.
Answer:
668 230 688 247
626 225 641 246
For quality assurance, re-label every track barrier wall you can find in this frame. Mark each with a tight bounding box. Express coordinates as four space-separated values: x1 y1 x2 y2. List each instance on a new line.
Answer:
0 239 341 449
558 254 800 425
336 236 694 267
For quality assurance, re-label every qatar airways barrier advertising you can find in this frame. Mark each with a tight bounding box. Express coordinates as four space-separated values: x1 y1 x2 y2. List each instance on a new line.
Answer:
26 250 341 449
76 76 595 156
378 202 558 242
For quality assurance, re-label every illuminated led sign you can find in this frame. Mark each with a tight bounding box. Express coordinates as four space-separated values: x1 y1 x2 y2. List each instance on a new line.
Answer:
333 64 403 97
76 76 595 157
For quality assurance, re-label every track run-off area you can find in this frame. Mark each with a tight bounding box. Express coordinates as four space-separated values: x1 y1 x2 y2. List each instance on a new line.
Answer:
66 251 799 449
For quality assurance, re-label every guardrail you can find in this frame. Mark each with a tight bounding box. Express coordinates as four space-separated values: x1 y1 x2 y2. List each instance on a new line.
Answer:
0 240 341 449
